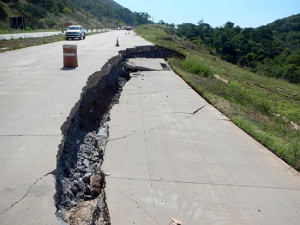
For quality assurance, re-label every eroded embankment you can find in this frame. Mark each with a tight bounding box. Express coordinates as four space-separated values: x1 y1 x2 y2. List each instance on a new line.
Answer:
55 45 182 225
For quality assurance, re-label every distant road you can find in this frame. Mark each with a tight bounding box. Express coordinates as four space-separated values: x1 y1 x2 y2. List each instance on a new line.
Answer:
0 29 111 40
0 31 63 40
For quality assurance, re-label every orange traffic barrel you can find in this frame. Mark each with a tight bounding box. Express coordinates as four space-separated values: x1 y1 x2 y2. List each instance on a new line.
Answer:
63 44 78 67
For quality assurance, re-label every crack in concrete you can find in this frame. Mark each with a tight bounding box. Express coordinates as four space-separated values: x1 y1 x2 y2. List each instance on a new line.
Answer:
146 105 207 133
55 45 182 224
119 191 160 225
107 134 132 142
55 53 128 223
107 176 300 191
192 105 206 114
172 105 206 115
0 171 53 216
108 105 206 143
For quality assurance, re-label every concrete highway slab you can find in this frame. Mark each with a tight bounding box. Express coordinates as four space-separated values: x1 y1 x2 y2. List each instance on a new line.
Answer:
0 31 151 224
103 59 300 225
125 58 168 71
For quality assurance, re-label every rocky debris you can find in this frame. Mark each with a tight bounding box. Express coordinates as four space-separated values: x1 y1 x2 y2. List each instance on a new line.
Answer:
64 200 98 225
55 53 127 223
64 198 109 225
90 173 103 197
56 129 109 218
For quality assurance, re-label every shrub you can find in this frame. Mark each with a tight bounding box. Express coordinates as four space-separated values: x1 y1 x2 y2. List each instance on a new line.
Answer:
63 7 72 15
182 55 213 77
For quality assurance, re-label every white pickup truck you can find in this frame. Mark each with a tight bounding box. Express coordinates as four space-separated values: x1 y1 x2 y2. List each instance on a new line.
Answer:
65 25 86 40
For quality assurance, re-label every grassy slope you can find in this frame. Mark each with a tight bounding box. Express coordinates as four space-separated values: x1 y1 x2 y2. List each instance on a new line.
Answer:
135 24 300 170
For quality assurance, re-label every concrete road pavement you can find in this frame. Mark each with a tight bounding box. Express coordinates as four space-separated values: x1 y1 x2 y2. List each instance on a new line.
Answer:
0 31 151 224
1 30 299 225
103 59 300 225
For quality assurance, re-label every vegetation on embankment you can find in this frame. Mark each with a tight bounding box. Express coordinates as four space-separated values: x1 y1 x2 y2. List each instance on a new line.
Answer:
158 14 300 84
0 0 151 31
135 24 300 170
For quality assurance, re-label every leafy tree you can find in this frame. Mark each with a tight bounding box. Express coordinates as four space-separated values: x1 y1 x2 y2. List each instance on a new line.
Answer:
63 6 72 15
45 0 58 14
176 23 198 39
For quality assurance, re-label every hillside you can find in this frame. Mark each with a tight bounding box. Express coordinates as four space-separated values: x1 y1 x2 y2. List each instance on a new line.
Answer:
135 24 300 170
171 14 300 83
0 0 150 30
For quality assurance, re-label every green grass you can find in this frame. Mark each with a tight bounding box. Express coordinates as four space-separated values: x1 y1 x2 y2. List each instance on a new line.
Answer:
181 55 213 77
136 24 300 170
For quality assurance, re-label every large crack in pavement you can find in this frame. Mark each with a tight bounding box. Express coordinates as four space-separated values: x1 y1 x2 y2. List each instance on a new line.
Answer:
55 45 183 225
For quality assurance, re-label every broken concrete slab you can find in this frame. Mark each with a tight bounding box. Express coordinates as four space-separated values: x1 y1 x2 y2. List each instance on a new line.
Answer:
55 46 181 224
125 58 170 71
103 62 300 225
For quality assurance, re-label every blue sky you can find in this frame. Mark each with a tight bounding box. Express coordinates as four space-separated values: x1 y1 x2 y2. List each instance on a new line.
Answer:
114 0 300 28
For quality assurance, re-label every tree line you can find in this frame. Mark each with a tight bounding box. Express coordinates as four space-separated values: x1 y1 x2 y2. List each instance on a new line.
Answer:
171 14 299 83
